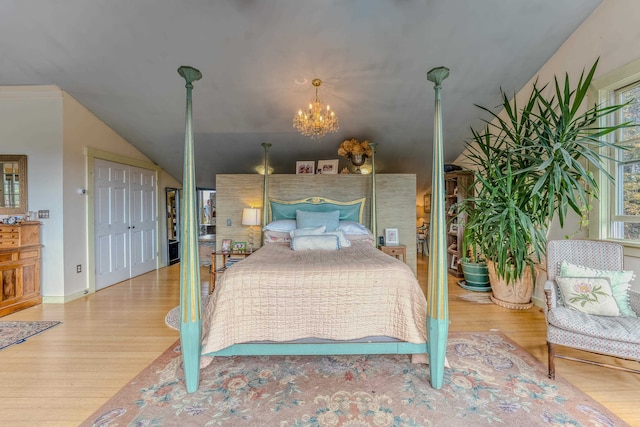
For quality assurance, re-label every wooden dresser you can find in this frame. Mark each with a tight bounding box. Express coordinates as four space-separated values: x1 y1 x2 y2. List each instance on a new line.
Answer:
0 221 42 317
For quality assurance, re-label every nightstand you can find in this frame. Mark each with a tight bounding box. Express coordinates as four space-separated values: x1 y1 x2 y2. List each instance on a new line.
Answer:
379 244 407 263
209 251 251 293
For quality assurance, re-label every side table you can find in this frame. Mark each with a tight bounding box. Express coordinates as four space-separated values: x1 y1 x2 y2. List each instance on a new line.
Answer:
209 251 251 294
379 244 407 263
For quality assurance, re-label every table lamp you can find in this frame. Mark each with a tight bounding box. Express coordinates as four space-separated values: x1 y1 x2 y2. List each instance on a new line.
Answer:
242 207 261 253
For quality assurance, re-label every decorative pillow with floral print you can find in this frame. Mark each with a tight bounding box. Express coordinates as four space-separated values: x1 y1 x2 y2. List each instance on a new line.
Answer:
556 277 621 316
560 261 636 317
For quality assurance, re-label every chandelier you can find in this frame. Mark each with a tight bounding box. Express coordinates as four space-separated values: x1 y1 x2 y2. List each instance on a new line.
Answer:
293 78 339 139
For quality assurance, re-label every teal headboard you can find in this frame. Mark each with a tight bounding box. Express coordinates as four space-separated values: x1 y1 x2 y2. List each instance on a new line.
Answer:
269 197 366 223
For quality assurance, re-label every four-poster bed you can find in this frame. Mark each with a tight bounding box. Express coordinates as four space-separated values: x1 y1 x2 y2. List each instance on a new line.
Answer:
178 66 450 393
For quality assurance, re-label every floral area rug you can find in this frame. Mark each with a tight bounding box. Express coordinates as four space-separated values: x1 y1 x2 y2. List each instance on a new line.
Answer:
0 320 61 350
80 332 628 427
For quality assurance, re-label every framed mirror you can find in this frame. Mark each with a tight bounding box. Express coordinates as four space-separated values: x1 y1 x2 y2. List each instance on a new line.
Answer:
0 155 27 215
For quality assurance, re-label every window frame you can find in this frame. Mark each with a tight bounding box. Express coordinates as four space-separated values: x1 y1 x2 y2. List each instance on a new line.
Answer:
590 58 640 256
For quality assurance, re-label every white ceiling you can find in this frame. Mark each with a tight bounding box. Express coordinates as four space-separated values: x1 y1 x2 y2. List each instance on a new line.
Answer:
0 0 602 199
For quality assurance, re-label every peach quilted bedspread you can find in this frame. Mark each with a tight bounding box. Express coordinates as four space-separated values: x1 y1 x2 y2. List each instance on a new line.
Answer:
200 241 427 361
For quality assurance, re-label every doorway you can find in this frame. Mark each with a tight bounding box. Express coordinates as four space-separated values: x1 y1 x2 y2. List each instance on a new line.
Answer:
166 188 180 265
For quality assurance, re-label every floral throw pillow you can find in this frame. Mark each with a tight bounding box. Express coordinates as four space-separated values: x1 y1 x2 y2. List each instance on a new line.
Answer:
560 260 636 317
556 277 621 316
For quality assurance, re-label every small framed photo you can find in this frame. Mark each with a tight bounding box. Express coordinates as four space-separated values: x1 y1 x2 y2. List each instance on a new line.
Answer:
450 254 459 269
449 223 459 233
296 160 315 174
233 241 246 253
384 228 399 245
317 159 339 174
221 239 232 252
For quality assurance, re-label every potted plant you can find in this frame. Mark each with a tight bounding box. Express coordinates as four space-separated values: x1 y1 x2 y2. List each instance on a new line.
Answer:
459 206 490 292
461 59 632 309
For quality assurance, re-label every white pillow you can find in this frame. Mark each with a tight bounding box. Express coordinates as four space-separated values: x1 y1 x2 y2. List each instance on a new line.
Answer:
556 277 620 316
290 235 340 251
289 226 326 238
338 221 370 235
324 230 351 247
263 219 297 232
263 230 291 244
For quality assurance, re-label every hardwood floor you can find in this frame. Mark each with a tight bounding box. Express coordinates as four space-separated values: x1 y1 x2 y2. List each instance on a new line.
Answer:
0 256 638 426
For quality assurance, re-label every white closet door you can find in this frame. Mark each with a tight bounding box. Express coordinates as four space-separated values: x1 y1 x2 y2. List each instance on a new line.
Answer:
130 165 157 277
94 159 158 290
94 160 130 290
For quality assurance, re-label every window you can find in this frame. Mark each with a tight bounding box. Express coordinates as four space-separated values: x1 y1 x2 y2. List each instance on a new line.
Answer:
611 81 640 240
592 59 640 249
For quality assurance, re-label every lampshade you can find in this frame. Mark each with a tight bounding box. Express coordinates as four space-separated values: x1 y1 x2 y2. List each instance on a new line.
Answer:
242 208 261 226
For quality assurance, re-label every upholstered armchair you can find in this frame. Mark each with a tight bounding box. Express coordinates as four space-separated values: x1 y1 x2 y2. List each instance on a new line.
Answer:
544 239 640 379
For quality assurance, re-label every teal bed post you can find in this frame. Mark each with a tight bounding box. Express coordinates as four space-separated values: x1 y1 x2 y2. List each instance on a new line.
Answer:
177 65 203 393
261 142 271 245
426 66 450 389
369 142 378 240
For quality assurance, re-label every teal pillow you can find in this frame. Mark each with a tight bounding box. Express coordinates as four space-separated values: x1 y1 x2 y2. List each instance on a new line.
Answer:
560 260 636 317
296 210 340 231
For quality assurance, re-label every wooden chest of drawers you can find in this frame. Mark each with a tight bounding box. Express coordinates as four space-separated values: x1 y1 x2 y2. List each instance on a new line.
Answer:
0 222 42 317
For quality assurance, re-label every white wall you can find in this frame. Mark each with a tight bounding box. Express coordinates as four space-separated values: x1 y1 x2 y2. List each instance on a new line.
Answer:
0 86 65 298
0 86 180 301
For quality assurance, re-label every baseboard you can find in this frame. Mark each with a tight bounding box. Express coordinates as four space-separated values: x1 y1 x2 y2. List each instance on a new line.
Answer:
43 289 91 304
532 295 545 308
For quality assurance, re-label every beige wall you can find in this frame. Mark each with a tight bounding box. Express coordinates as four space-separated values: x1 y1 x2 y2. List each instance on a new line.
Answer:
63 93 179 300
216 174 418 275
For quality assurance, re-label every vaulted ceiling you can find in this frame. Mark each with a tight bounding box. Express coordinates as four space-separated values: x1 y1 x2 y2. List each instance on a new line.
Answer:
0 0 602 200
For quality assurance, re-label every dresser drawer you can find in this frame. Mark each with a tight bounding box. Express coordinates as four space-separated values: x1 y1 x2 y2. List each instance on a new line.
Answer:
19 249 40 260
0 252 18 262
0 231 20 239
385 247 404 256
0 239 19 247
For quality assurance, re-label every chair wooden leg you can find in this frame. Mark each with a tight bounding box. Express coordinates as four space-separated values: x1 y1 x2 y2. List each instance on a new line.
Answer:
547 342 555 380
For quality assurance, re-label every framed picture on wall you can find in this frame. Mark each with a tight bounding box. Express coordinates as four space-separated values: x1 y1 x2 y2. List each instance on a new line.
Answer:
296 160 315 174
317 159 339 174
384 228 399 246
423 192 431 214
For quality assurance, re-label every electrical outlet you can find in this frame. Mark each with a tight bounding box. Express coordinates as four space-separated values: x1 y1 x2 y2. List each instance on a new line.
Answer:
76 264 82 273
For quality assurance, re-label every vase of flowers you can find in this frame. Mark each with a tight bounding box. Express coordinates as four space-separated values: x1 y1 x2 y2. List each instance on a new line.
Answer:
338 138 373 173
